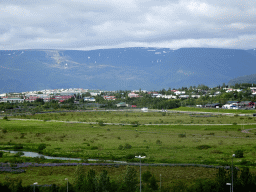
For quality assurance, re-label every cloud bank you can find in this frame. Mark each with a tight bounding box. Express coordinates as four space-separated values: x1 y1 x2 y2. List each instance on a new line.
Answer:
0 0 256 50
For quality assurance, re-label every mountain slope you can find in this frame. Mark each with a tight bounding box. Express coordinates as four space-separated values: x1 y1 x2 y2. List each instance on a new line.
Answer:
1 48 256 92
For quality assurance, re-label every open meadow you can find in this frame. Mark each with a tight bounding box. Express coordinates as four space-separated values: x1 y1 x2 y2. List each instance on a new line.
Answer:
1 110 256 188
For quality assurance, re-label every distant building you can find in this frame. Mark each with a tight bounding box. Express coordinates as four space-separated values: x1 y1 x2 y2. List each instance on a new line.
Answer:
103 96 116 100
128 92 140 98
84 97 96 102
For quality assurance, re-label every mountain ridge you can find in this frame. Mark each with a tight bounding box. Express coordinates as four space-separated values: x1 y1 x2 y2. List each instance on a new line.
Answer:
1 47 256 93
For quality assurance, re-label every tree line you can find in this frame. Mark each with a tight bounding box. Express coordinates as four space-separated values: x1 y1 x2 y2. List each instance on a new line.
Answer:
1 165 256 192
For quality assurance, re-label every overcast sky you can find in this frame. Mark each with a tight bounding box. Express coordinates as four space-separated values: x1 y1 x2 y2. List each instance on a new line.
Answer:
0 0 256 50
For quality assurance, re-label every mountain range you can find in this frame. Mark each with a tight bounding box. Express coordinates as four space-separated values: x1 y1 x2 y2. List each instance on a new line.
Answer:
1 47 256 93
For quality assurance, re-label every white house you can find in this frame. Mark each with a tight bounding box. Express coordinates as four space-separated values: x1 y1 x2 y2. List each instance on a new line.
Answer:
84 97 96 102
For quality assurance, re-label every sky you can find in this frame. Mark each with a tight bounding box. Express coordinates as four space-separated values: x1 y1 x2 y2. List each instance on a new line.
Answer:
0 0 256 50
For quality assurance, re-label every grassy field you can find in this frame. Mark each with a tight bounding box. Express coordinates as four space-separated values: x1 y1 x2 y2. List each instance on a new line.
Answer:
172 107 256 114
1 111 256 187
11 110 256 125
1 112 256 164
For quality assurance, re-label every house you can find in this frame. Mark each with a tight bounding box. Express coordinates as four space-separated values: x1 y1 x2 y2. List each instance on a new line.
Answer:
0 97 24 103
205 103 220 108
174 91 185 95
116 102 130 107
103 96 116 100
179 95 189 99
162 95 177 99
141 107 148 112
128 92 140 98
84 97 96 102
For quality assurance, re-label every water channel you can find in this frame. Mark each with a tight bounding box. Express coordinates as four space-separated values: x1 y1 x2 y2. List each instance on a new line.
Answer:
0 150 127 163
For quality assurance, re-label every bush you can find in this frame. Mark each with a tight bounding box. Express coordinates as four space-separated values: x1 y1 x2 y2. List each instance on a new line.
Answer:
38 144 47 151
156 139 162 145
14 152 24 157
235 149 244 158
124 143 132 149
45 136 51 141
3 116 8 120
131 121 139 127
2 128 7 134
240 159 251 165
178 133 186 138
125 154 135 159
196 145 212 150
118 145 123 150
142 170 152 182
98 120 105 126
233 122 237 125
0 151 3 158
14 144 23 150
91 146 98 150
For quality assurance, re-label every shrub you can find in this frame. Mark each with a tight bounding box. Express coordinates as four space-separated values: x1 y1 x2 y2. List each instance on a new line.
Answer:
131 121 139 127
210 150 223 154
0 151 3 158
240 159 250 165
118 145 123 150
178 133 186 138
98 120 105 126
91 146 98 150
14 144 23 150
3 116 8 120
125 153 135 159
14 152 24 157
233 122 237 125
235 149 244 158
124 143 132 149
38 144 47 151
45 136 51 141
142 170 152 182
2 128 7 134
20 133 26 139
196 145 212 150
156 140 162 145
117 136 121 140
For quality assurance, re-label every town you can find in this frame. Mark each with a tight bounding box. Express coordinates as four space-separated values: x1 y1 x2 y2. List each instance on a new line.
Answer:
1 83 256 112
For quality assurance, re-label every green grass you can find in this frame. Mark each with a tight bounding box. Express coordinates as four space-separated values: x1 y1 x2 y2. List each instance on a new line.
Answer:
1 113 256 165
1 110 256 188
172 107 256 114
11 110 256 125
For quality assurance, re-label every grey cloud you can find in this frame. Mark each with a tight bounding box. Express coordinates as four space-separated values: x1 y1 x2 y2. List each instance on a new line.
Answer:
1 0 256 50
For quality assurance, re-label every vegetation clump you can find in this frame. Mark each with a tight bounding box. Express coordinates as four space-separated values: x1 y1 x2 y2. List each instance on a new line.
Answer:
196 145 212 150
178 133 186 138
38 143 47 151
124 143 132 149
98 120 105 126
235 149 244 158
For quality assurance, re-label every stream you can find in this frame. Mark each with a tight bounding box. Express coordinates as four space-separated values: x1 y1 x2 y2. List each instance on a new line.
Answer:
0 150 127 163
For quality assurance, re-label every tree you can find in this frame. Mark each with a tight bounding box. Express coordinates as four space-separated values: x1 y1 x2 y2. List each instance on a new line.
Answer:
122 166 138 192
98 170 111 192
73 164 87 192
86 169 98 192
